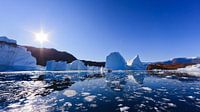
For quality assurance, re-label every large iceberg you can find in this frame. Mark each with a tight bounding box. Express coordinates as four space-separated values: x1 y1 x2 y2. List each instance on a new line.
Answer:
0 36 37 71
105 52 127 70
70 60 87 70
46 60 67 71
127 55 146 70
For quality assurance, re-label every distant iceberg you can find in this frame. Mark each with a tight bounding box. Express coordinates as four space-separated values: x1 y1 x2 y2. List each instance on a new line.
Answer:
46 60 67 71
0 36 37 71
176 64 200 77
127 55 146 70
105 52 127 70
70 60 87 70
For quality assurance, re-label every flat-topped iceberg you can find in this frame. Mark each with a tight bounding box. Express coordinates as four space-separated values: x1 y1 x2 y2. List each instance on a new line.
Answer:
70 60 87 70
127 55 146 70
0 36 37 71
105 52 127 70
46 60 67 71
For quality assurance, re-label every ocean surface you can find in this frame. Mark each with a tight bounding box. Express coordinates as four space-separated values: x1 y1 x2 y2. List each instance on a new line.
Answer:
0 71 200 112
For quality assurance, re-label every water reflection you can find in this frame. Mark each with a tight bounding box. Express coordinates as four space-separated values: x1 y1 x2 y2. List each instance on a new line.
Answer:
0 71 200 112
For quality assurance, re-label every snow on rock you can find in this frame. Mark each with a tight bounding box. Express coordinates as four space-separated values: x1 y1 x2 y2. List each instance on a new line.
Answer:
46 60 67 71
176 64 200 77
105 52 127 70
70 60 87 70
127 55 146 70
0 36 17 44
0 37 37 71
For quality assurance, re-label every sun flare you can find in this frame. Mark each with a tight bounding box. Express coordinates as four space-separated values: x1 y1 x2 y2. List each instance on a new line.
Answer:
34 30 48 44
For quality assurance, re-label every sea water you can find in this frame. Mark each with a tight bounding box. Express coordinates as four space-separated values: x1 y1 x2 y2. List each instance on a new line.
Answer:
0 71 200 112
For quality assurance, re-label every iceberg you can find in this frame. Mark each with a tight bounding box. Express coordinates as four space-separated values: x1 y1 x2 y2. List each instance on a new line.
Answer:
176 64 200 77
105 52 127 70
127 55 146 70
0 36 37 71
46 60 67 71
70 60 87 70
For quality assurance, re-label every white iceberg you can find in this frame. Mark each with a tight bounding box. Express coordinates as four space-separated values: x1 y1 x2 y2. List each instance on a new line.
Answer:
176 64 200 77
105 52 127 70
46 60 67 71
70 60 87 70
127 55 146 70
0 36 37 71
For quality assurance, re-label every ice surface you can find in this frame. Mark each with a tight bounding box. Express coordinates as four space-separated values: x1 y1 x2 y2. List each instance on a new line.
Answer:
105 52 127 70
70 60 87 70
0 37 37 71
46 60 67 71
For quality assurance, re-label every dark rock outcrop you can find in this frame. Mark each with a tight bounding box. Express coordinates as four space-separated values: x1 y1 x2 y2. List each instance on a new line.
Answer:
24 46 77 66
24 46 105 67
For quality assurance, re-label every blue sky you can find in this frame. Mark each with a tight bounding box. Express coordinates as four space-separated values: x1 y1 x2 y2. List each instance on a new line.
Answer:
0 0 200 62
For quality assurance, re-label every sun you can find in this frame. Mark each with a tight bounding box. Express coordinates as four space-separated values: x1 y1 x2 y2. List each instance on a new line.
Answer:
34 30 48 45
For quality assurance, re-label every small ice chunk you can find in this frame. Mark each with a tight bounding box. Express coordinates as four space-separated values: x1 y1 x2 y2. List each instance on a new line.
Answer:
84 95 96 102
63 90 77 97
81 92 90 96
63 102 72 107
187 96 195 99
168 103 176 107
120 106 130 112
142 87 152 91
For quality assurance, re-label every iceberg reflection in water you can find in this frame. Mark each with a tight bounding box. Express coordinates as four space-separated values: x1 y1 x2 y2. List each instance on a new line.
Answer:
0 71 200 112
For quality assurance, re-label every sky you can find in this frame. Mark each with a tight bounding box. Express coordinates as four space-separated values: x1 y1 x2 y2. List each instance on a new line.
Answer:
0 0 200 62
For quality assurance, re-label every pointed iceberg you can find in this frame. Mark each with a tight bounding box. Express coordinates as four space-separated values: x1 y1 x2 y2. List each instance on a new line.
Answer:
105 52 127 70
127 55 146 70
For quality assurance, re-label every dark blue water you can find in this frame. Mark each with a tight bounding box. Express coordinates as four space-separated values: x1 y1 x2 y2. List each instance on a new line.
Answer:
0 71 200 112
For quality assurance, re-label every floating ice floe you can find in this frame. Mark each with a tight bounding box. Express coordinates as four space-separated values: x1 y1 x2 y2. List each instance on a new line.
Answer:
120 106 130 112
141 87 152 91
84 95 96 102
63 90 77 97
